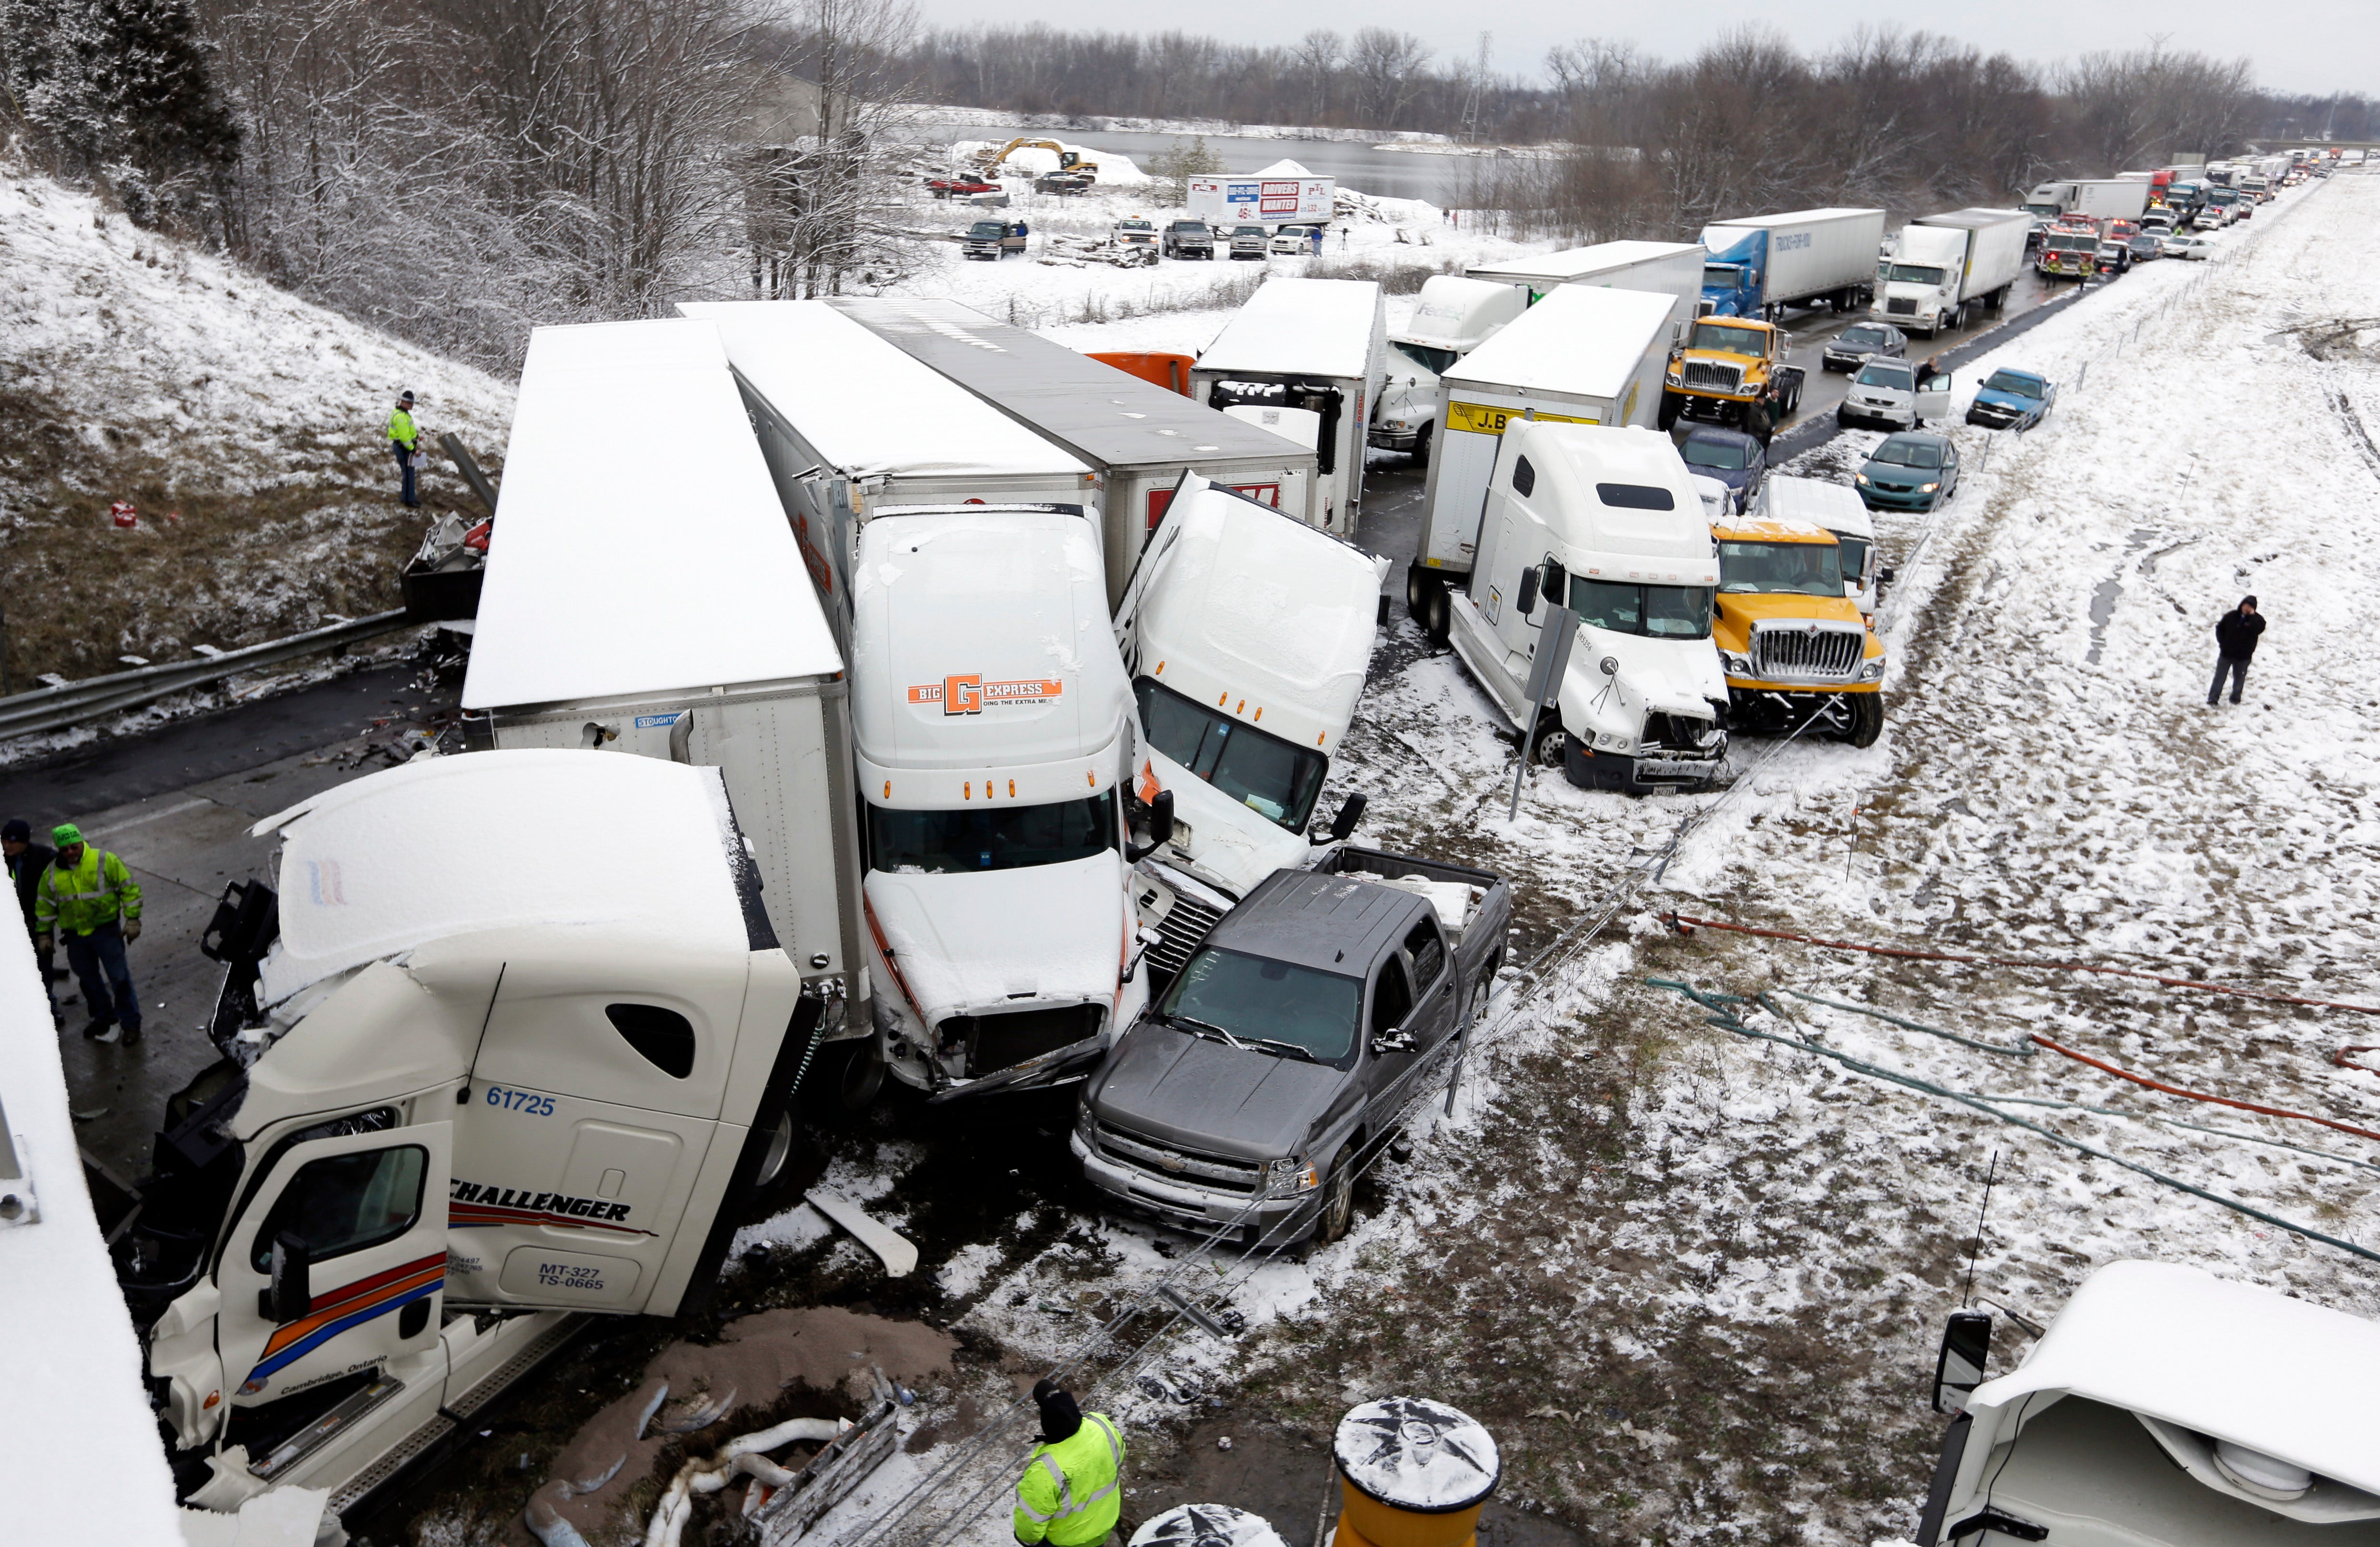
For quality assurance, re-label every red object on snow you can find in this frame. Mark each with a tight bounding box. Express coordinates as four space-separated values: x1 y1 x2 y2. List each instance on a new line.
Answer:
462 520 492 552
110 501 138 528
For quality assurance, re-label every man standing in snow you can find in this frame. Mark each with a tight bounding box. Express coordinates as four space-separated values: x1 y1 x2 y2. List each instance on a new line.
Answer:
4 818 61 1028
34 822 143 1045
1012 1379 1123 1547
2207 595 2264 705
389 389 422 508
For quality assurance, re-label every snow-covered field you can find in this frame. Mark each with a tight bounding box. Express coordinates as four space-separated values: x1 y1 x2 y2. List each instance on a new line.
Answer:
764 174 2380 1547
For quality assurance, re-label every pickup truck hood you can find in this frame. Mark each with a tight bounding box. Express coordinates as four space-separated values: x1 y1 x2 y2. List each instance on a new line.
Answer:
865 854 1124 1023
1091 1022 1349 1161
1142 748 1311 899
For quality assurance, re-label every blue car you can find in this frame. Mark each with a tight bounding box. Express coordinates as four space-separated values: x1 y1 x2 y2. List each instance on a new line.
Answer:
1677 425 1768 512
1965 367 2057 431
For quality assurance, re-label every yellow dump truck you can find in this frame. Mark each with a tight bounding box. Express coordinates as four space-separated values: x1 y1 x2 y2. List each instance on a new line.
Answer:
1657 316 1807 442
1709 514 1884 744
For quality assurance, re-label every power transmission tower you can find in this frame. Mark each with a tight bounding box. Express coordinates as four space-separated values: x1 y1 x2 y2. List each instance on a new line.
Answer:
1460 32 1492 143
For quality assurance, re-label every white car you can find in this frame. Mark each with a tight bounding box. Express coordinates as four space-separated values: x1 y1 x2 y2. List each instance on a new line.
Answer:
2165 231 2218 261
1836 357 1953 430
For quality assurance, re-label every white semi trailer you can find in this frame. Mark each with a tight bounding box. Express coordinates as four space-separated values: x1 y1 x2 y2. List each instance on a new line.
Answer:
1874 208 2032 336
2024 178 2152 222
1464 239 1706 337
1191 277 1388 537
1368 275 1528 462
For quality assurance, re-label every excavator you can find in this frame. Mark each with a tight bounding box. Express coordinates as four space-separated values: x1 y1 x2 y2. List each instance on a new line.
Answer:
970 137 1098 179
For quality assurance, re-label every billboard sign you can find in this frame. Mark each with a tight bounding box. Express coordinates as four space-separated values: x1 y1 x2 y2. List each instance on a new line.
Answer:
1185 177 1336 226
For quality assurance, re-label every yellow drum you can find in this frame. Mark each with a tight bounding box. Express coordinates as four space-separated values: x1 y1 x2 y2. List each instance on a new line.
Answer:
1330 1397 1500 1547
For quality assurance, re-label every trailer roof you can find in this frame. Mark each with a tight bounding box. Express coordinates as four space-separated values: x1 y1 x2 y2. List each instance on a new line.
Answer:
823 298 1312 473
1968 1260 2380 1496
1441 285 1676 400
678 301 1089 481
462 319 840 709
1916 207 2033 228
1466 239 1702 284
1196 277 1382 381
1704 206 1886 228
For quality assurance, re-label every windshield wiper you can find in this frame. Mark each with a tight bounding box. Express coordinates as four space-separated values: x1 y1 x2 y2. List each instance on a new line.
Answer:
1170 1014 1248 1050
1251 1038 1318 1062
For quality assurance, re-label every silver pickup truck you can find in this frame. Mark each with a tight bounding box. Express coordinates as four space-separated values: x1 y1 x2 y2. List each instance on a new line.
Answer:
1073 846 1511 1246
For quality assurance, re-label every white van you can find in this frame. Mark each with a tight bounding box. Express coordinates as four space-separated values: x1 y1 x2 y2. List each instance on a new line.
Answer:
1757 476 1888 619
1111 476 1388 972
852 506 1150 1101
1445 423 1730 791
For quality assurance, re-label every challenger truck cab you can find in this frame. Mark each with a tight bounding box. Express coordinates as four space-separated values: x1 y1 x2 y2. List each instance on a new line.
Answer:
852 506 1149 1100
1709 514 1886 745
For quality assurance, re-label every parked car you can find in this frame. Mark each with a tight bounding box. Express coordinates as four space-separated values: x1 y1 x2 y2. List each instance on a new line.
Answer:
1228 224 1270 260
2095 240 2130 275
1074 846 1511 1246
962 219 1028 260
1677 425 1768 512
1271 224 1326 255
1162 220 1215 260
1114 217 1158 250
1964 368 2057 431
926 175 999 199
2128 232 2164 262
2166 231 2218 260
1855 432 1961 511
1836 357 1952 431
1821 321 1909 373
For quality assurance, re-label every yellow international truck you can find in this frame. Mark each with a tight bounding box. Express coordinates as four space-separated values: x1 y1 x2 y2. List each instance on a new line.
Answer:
1656 315 1807 443
1709 513 1885 744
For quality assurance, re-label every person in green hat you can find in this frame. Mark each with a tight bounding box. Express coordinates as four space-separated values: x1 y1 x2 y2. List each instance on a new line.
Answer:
34 822 145 1044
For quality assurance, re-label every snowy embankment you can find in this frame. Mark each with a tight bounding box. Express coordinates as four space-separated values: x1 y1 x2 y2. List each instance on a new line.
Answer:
0 164 512 692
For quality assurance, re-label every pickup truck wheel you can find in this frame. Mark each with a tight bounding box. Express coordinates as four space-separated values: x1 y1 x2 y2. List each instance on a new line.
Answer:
1422 586 1452 648
1318 1144 1357 1243
1843 693 1884 748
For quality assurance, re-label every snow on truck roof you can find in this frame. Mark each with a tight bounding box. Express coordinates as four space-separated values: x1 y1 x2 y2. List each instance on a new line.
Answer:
1704 206 1885 229
1196 277 1383 381
462 319 840 708
1444 284 1677 399
1510 423 1717 579
1969 1260 2380 1497
250 751 762 1005
1467 239 1701 283
680 301 1089 482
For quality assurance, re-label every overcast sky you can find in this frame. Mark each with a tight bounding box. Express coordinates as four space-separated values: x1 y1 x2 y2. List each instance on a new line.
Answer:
904 0 2371 98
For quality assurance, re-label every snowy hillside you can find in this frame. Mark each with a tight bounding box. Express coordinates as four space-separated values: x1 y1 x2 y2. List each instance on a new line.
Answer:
0 165 513 683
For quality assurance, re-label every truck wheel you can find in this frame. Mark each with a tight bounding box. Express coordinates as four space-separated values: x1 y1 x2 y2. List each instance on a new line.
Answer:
754 1108 797 1187
1318 1143 1357 1242
1414 422 1434 465
1844 694 1884 748
1657 391 1684 431
1422 586 1452 648
1405 565 1437 617
1535 722 1569 767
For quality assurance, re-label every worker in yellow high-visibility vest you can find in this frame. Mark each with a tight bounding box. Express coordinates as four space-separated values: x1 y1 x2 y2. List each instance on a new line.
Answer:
34 822 144 1044
1012 1380 1125 1547
389 389 422 508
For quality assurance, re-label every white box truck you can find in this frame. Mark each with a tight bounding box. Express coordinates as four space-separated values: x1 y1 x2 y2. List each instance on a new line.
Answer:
1405 284 1678 635
1443 422 1730 792
462 319 869 1049
819 297 1318 603
1697 208 1886 319
1464 239 1706 343
1191 277 1388 537
678 300 1098 648
848 503 1155 1102
1110 476 1388 970
1874 207 2031 335
2025 178 2151 222
1368 275 1528 462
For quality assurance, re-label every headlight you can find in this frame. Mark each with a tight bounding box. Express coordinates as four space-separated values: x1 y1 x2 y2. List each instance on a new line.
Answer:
1860 657 1887 681
1918 482 1939 493
1267 1156 1320 1196
1666 366 1681 381
1075 1102 1098 1144
1721 651 1751 675
1855 472 1870 485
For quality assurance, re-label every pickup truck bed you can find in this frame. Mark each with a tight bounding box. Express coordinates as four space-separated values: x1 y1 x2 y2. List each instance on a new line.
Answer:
1312 845 1511 985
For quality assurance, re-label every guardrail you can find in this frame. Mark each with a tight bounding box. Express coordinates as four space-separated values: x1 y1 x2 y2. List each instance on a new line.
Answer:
0 610 417 742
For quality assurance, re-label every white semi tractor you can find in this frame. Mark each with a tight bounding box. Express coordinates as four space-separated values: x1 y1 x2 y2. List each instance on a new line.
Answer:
1874 208 2032 336
1191 277 1388 537
1918 1260 2380 1547
119 752 824 1518
1406 284 1678 641
1110 476 1388 974
1440 422 1730 791
1367 276 1527 463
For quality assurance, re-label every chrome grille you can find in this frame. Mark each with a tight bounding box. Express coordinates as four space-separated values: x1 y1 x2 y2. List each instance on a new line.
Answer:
1095 1120 1262 1194
1752 624 1863 680
1681 360 1743 392
1886 297 1917 315
1146 891 1224 979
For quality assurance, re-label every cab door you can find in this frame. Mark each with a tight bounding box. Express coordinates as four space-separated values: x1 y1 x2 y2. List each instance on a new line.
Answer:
1399 916 1459 1057
1361 953 1422 1110
216 1122 452 1408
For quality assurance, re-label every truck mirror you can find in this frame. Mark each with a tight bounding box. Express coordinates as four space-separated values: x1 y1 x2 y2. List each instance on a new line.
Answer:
1126 789 1175 864
1931 1310 1991 1413
1880 567 1897 585
1375 1027 1413 1052
1514 567 1540 618
1325 793 1368 844
263 1231 313 1323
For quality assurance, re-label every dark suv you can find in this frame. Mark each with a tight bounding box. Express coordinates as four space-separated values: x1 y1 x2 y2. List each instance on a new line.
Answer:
1161 220 1215 260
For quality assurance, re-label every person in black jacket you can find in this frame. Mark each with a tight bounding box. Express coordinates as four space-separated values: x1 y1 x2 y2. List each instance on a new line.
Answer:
2207 595 2265 705
3 818 60 1027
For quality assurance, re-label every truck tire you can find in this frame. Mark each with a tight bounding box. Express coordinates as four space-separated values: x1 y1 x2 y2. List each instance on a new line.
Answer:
754 1108 797 1187
1414 422 1434 466
826 1037 886 1112
1844 693 1884 748
1318 1142 1357 1242
1405 565 1438 617
1535 720 1569 767
1657 390 1685 431
1422 586 1452 648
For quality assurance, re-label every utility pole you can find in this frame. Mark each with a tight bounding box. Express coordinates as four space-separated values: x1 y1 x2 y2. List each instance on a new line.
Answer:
1460 32 1492 144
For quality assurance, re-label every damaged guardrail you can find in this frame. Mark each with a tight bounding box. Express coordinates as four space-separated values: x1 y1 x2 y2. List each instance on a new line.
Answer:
0 610 416 743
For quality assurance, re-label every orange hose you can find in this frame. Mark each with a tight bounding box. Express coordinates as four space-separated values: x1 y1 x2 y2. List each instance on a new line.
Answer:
2029 1033 2380 1144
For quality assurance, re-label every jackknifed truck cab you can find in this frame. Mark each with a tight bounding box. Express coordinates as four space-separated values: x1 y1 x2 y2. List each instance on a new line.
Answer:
1445 422 1730 792
119 752 810 1517
1657 313 1807 442
852 503 1154 1102
1111 476 1388 977
1367 275 1528 461
1916 1261 2380 1547
1709 512 1886 745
